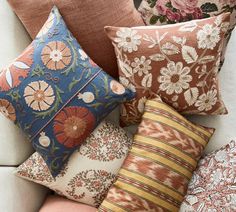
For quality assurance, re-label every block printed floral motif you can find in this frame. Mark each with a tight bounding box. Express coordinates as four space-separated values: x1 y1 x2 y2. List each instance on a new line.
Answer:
180 140 236 212
0 6 134 176
105 13 229 126
16 121 133 207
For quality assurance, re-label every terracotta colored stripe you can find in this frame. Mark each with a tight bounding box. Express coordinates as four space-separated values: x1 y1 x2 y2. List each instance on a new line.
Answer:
134 135 197 167
101 200 127 212
145 100 211 137
119 168 183 202
130 147 192 179
143 112 207 147
115 180 179 212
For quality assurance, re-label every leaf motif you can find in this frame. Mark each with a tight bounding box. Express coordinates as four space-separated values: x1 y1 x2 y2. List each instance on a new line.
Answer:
161 42 179 55
149 53 165 61
172 36 186 45
182 46 198 64
179 22 197 32
13 61 30 69
5 68 13 88
198 55 215 64
184 87 199 106
141 73 152 88
118 60 133 77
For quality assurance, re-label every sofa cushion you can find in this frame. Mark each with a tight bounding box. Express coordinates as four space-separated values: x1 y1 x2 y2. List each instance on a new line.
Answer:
105 13 230 126
15 121 132 207
0 166 48 212
180 140 236 211
0 6 134 177
39 195 96 212
99 98 214 212
7 0 144 78
0 0 33 166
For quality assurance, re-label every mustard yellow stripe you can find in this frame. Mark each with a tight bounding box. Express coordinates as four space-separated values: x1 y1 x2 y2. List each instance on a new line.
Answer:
143 112 207 147
115 180 179 212
101 200 127 212
145 100 211 137
119 168 183 202
130 147 192 179
134 135 197 167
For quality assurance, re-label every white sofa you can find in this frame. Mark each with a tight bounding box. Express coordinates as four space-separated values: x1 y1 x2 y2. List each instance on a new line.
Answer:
0 1 235 212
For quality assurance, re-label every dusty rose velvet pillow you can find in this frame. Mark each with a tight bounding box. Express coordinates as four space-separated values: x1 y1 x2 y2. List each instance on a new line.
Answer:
105 13 230 126
7 0 144 78
39 195 97 212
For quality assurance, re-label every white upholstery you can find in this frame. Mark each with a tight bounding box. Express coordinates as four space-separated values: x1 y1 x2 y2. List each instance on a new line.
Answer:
0 1 34 165
0 167 48 212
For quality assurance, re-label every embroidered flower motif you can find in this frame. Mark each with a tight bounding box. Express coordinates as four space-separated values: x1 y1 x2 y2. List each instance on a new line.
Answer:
36 12 54 38
197 24 221 50
41 41 72 70
137 97 147 113
195 89 217 112
110 80 126 95
0 99 16 121
78 49 88 61
39 132 51 147
24 80 55 111
0 44 34 91
53 106 95 148
158 61 192 95
119 77 136 92
131 56 152 77
114 28 142 53
78 92 95 103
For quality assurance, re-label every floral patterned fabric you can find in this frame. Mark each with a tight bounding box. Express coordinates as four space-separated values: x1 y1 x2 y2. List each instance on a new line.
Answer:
99 98 214 212
180 140 236 212
0 6 134 177
105 13 229 126
15 121 133 207
138 0 236 66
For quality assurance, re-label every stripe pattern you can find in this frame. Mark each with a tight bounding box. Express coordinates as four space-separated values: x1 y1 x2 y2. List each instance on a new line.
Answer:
99 98 214 212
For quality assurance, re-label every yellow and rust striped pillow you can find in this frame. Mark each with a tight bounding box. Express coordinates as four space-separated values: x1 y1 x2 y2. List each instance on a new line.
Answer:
99 98 214 212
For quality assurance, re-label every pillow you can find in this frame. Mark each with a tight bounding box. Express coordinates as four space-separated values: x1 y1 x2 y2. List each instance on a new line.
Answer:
7 0 144 78
39 195 97 212
15 121 133 207
180 140 236 211
99 98 214 212
105 13 229 126
0 6 134 177
138 0 236 66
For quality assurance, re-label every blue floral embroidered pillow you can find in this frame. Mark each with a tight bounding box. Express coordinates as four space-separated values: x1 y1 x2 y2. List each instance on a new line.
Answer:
0 6 135 177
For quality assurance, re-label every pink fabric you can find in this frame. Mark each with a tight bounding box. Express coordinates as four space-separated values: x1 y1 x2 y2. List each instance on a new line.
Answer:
39 195 97 212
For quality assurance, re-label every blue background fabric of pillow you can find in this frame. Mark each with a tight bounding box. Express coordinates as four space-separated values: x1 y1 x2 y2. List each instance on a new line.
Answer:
0 6 134 176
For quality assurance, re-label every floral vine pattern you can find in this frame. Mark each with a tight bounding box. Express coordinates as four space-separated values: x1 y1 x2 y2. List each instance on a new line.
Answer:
180 140 236 211
138 0 236 66
106 13 229 126
0 6 134 177
16 121 132 207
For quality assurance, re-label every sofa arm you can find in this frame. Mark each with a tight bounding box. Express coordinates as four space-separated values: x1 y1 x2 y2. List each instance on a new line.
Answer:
0 167 49 212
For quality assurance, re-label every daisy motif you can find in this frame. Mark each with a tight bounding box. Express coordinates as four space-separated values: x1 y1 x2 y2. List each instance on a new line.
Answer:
114 28 142 53
158 61 192 95
197 24 220 50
